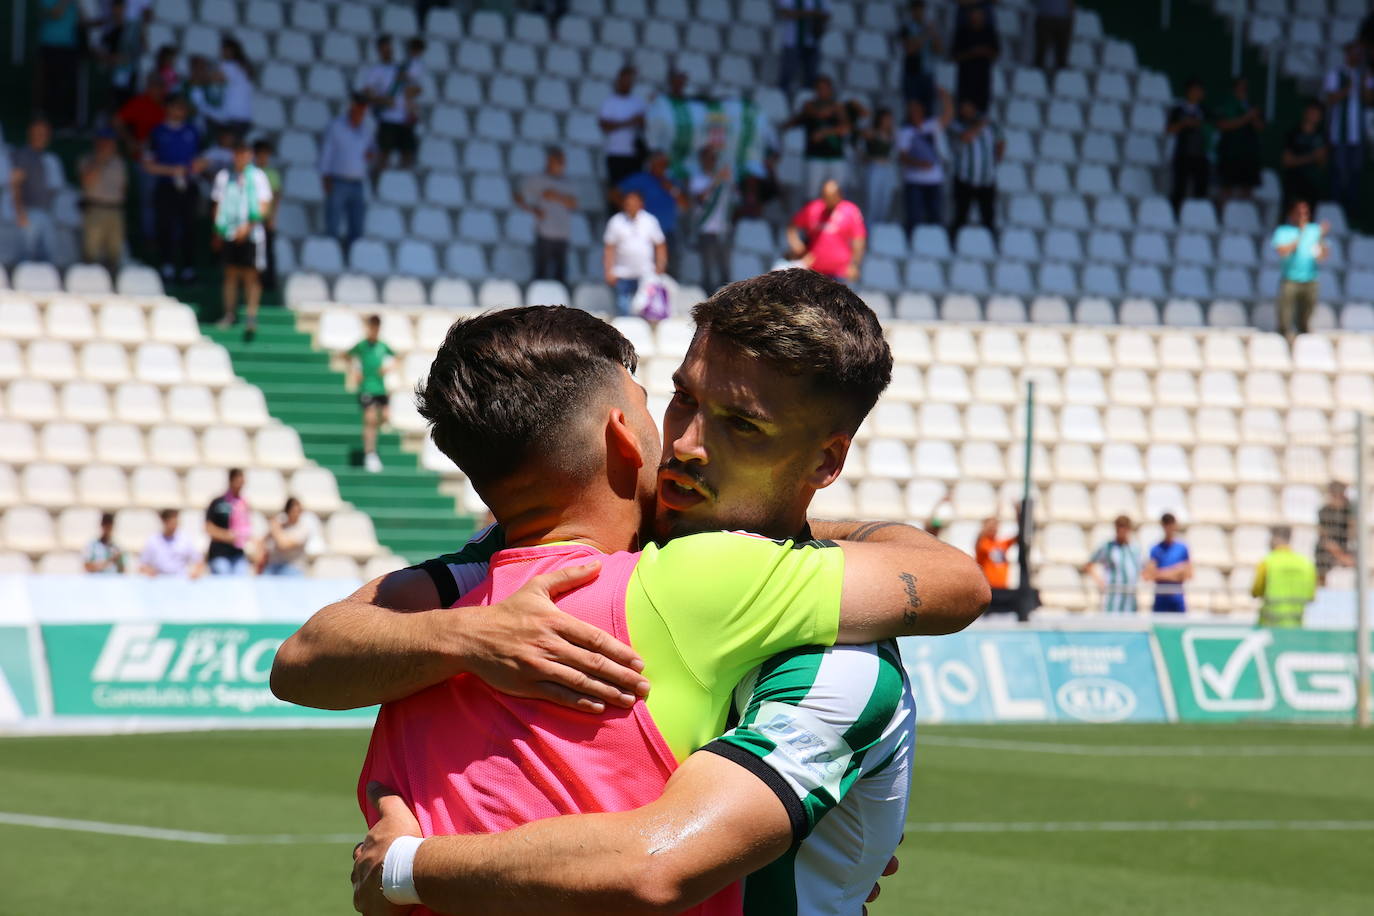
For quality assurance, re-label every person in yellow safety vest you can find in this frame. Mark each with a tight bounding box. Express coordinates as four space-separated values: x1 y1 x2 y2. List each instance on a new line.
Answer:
1251 525 1318 627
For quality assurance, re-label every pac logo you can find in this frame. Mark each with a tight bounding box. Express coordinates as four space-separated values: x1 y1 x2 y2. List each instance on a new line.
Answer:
1182 628 1275 713
1055 677 1137 723
90 623 280 684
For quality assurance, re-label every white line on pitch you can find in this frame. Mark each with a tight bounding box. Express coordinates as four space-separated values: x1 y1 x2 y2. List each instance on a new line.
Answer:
919 736 1374 757
907 819 1374 833
0 811 356 845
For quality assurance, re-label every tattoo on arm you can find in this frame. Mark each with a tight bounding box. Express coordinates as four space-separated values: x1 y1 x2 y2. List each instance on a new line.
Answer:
847 521 913 542
899 572 921 625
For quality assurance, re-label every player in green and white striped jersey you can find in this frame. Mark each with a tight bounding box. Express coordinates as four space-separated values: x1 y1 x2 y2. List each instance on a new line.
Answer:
705 641 915 914
1083 515 1143 613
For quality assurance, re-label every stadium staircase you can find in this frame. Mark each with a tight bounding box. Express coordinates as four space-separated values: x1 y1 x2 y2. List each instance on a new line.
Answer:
201 308 476 563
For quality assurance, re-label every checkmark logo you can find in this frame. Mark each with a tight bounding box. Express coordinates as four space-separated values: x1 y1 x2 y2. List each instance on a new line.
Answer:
1183 628 1275 713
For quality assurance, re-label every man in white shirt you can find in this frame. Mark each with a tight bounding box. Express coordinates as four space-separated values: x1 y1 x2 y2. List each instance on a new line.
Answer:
897 91 952 234
690 145 734 294
602 189 666 316
139 509 205 578
318 93 376 251
598 66 647 191
1323 41 1374 217
211 139 274 341
355 35 425 176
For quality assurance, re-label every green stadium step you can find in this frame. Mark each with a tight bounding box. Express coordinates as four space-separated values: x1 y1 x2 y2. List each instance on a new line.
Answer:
196 307 479 563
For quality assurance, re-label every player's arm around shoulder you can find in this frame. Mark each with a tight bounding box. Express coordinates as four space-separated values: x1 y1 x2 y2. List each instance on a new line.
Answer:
810 519 991 641
273 529 649 713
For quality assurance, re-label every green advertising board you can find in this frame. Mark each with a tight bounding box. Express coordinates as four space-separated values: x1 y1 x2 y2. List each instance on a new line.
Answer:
1154 625 1372 722
0 626 40 719
42 622 373 719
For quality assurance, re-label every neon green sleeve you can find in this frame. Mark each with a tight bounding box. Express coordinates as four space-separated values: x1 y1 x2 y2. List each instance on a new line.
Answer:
628 532 843 693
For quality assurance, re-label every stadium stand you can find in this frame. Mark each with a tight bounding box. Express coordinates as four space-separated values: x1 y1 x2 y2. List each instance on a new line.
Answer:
3 0 1371 606
0 283 411 579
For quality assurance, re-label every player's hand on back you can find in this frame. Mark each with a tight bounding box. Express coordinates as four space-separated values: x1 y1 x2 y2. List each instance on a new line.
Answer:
352 782 420 916
863 851 900 915
461 561 652 713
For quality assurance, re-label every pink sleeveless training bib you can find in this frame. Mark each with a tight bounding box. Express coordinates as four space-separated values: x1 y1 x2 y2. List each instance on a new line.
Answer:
359 542 742 916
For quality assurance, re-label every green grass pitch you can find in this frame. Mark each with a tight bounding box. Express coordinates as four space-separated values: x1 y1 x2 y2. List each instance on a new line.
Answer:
1 724 1372 915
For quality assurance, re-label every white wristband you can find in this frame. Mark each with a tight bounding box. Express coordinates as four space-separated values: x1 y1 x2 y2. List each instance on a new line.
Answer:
381 835 425 906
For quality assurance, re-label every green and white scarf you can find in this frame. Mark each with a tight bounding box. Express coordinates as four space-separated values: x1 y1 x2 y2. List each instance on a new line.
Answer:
216 164 262 240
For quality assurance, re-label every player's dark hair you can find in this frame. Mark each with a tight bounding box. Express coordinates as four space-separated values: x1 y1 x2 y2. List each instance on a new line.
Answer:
227 468 243 484
159 508 178 522
366 314 382 328
1161 512 1177 526
417 306 638 490
100 511 116 526
691 269 892 435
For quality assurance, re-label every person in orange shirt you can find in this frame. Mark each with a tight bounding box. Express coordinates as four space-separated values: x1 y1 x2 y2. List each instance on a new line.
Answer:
975 513 1018 589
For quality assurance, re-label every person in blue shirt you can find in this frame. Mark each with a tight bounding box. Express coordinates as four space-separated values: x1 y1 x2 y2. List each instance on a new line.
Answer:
1270 200 1330 343
614 151 687 276
1144 512 1192 613
143 94 206 284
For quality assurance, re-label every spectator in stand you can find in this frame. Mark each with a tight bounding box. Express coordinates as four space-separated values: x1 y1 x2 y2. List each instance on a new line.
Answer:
214 36 256 140
1143 512 1191 613
975 511 1018 591
516 146 578 286
35 0 83 131
152 44 181 95
261 498 319 576
113 73 167 244
898 89 954 233
689 144 734 295
140 508 205 578
1215 76 1264 213
775 0 830 98
200 127 237 193
860 107 898 225
1316 481 1354 586
646 70 699 184
84 512 126 575
787 178 867 285
738 146 783 220
599 66 647 190
1082 515 1142 614
603 189 667 316
785 74 850 198
1323 41 1373 218
1252 526 1317 628
206 468 252 575
615 151 687 276
355 36 425 178
186 54 226 137
1271 200 1330 343
10 119 59 264
948 96 1004 241
899 1 943 107
97 0 145 111
143 94 205 284
79 128 128 276
347 315 396 474
212 140 274 342
1281 101 1328 214
319 93 376 252
1033 0 1073 74
950 5 999 113
253 140 281 292
1166 77 1210 217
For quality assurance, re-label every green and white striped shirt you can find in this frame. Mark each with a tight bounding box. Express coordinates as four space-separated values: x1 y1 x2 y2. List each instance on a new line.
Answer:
949 119 1000 187
703 641 916 916
1089 540 1142 613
